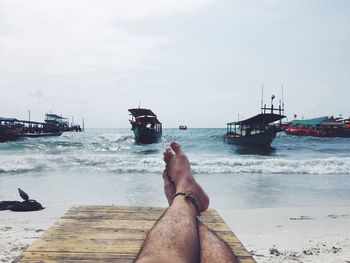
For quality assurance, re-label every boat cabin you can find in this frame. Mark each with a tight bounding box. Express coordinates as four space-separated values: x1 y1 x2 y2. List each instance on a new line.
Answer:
225 94 286 148
226 113 284 138
128 108 162 132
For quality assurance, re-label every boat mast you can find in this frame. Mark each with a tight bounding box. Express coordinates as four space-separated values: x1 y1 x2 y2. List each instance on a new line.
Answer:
281 85 284 109
261 84 264 113
282 84 285 115
270 94 275 114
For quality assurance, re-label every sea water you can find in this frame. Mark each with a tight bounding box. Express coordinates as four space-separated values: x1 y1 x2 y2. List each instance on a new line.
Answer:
0 128 350 211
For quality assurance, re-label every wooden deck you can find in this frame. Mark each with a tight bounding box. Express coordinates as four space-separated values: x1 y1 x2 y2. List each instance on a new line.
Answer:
19 206 255 262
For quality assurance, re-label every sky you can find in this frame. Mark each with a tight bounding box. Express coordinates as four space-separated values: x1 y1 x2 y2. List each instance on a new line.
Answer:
1 0 349 128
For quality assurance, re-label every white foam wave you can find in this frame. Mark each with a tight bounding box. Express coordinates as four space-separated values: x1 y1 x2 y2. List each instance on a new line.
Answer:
0 157 46 174
191 156 350 175
100 133 133 143
1 154 349 175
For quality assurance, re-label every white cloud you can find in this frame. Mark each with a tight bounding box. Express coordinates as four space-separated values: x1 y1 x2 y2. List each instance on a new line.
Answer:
1 0 349 127
0 0 214 75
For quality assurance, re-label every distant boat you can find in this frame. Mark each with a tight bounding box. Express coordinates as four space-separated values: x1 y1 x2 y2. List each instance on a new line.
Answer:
179 125 187 130
0 117 63 143
128 108 162 144
45 113 82 132
224 95 285 148
285 116 350 137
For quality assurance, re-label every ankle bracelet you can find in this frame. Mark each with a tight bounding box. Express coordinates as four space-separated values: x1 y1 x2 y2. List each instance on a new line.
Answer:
172 192 201 216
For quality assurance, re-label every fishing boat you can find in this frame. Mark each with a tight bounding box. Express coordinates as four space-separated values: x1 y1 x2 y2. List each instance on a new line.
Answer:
45 113 82 132
24 131 62 138
179 125 187 130
128 108 162 144
18 119 62 138
0 117 63 142
224 95 285 148
0 118 24 142
285 116 350 137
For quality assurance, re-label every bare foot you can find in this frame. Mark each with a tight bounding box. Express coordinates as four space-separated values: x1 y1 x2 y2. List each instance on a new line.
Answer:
163 142 209 212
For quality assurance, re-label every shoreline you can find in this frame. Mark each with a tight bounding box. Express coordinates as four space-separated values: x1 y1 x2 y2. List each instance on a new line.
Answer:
1 205 349 262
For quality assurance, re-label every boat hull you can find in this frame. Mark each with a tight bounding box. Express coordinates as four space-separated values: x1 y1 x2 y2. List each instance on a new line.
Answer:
0 132 23 142
132 125 162 144
225 128 277 148
285 129 350 138
24 132 63 138
0 127 24 142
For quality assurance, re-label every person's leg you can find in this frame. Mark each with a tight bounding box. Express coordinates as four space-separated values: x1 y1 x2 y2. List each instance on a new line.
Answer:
135 142 209 263
162 143 238 263
135 192 199 263
198 222 238 263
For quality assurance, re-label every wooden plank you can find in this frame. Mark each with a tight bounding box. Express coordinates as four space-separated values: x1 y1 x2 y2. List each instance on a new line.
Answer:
19 252 134 263
19 206 255 262
62 209 225 223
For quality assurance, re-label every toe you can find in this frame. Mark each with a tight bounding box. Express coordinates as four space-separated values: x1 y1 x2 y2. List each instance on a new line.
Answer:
170 141 182 155
163 148 174 163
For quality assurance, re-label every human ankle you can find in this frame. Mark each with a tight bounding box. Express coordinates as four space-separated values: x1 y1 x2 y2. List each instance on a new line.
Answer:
175 177 194 193
172 195 199 217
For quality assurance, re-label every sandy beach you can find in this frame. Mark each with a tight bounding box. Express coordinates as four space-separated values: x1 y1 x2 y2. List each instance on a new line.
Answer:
1 204 349 262
223 206 350 262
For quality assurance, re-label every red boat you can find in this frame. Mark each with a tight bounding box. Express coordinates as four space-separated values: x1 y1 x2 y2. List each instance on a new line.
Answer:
284 116 350 137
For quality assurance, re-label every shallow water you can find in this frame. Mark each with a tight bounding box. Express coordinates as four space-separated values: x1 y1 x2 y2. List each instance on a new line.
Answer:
1 128 350 210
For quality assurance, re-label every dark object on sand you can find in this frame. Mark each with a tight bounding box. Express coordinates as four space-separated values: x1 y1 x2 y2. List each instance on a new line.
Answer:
0 188 44 212
224 95 285 148
128 108 162 144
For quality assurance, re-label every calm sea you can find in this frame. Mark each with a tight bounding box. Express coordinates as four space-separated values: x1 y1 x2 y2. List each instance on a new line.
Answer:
1 128 350 210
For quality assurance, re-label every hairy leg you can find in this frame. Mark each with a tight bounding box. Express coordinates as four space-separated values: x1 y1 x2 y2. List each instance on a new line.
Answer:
136 142 209 263
135 195 199 263
162 143 237 263
198 222 238 263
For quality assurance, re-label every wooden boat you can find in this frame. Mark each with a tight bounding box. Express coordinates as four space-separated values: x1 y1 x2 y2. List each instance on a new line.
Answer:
24 131 62 138
224 96 285 148
0 117 63 142
179 125 187 130
128 108 162 144
18 119 62 138
45 113 82 132
0 118 24 142
285 116 350 137
225 114 284 148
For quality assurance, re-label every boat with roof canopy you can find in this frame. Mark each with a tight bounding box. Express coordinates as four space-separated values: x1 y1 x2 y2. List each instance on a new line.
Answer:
128 108 162 144
224 95 285 148
285 116 350 137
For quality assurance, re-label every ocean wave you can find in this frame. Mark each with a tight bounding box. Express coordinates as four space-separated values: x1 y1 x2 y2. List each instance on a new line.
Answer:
0 161 47 174
1 153 349 175
190 156 350 175
99 133 134 143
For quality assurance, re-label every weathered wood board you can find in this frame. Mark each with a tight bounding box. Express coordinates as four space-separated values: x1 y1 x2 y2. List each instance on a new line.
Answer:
19 206 256 262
